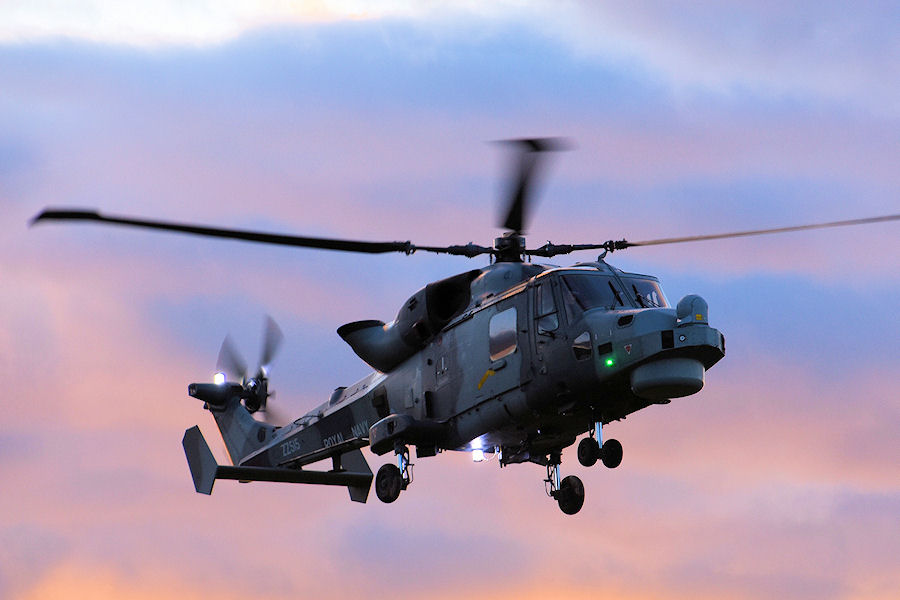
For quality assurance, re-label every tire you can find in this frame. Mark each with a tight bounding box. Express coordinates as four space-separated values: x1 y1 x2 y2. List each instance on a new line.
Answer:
601 438 623 469
577 437 599 467
375 463 403 503
557 475 585 515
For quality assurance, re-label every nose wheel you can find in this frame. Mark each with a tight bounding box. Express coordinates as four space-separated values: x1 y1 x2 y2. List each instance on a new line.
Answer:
577 437 600 467
577 422 623 469
600 438 622 468
375 445 412 504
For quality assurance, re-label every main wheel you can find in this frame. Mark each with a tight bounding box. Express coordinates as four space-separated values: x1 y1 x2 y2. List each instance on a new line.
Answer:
601 438 623 469
556 475 585 515
577 437 600 467
375 463 403 503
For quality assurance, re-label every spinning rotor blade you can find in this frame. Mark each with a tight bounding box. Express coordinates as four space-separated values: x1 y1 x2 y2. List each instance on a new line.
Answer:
621 214 900 249
259 316 283 371
217 335 248 381
32 209 412 253
257 403 291 426
30 208 494 257
500 138 570 234
525 213 900 257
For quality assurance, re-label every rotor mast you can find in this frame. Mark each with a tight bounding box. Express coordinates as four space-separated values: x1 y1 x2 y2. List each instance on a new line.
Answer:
494 231 526 262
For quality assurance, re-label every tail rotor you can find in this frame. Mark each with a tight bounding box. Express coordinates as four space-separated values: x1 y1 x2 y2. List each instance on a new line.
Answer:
214 316 286 424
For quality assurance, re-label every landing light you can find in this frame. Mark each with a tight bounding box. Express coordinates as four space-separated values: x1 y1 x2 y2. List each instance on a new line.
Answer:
213 372 226 385
472 449 485 462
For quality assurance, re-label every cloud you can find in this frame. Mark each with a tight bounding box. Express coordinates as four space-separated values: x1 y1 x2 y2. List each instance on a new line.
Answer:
14 560 292 600
1 12 898 600
552 1 900 117
3 27 896 285
0 0 416 47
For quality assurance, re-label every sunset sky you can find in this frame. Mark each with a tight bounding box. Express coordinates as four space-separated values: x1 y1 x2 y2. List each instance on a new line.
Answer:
1 2 898 599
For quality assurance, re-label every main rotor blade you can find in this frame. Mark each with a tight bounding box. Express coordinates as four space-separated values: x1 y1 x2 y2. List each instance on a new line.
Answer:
499 138 569 234
625 214 900 249
525 213 900 258
31 209 417 254
31 208 496 258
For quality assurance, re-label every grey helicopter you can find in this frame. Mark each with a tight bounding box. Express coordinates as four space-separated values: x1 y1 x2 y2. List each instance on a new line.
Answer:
31 139 900 515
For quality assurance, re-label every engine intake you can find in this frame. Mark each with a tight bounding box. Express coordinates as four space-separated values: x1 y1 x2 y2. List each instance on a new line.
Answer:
338 270 479 372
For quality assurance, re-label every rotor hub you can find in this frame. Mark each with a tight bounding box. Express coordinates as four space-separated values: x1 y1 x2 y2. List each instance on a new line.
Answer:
494 232 526 262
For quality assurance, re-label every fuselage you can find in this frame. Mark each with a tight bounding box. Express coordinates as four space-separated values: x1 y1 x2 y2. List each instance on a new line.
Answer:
242 259 724 469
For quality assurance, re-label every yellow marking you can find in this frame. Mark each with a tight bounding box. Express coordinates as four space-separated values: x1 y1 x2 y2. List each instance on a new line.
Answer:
696 314 703 320
477 369 496 390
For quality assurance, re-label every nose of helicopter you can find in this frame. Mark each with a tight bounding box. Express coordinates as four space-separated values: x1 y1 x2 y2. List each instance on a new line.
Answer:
628 294 718 400
630 356 705 400
587 295 722 402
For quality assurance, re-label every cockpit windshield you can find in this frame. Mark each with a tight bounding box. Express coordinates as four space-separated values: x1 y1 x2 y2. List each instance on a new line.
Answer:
560 274 626 319
624 277 668 308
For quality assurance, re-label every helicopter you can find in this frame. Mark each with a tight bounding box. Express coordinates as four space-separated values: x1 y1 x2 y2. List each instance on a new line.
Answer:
31 139 900 515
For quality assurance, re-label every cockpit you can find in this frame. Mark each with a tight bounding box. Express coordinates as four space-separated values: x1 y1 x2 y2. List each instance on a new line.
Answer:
621 276 668 308
557 272 668 321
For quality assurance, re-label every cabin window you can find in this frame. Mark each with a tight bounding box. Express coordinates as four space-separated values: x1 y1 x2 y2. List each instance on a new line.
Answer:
535 282 559 334
489 307 517 360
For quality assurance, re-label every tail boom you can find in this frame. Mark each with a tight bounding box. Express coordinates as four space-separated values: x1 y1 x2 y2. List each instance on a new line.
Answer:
181 426 373 502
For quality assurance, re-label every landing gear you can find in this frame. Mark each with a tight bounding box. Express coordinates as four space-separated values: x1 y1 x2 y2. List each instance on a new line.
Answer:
375 464 402 503
545 454 585 515
600 438 622 469
577 437 599 467
557 476 585 515
577 421 623 469
375 445 413 504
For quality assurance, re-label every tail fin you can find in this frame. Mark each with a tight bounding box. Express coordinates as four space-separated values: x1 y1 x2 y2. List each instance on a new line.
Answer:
339 449 373 503
182 426 218 494
208 396 275 465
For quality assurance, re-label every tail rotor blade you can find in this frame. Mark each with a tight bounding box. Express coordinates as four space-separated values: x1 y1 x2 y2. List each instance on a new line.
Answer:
260 315 283 370
258 402 291 426
217 335 248 381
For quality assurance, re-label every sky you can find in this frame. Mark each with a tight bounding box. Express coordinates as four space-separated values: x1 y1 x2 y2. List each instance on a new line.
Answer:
1 2 898 599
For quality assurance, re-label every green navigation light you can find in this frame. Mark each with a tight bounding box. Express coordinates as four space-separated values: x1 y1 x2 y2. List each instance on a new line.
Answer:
605 357 615 367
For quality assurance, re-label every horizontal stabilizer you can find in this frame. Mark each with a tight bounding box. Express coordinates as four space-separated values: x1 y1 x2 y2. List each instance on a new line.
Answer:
181 426 373 501
215 464 373 488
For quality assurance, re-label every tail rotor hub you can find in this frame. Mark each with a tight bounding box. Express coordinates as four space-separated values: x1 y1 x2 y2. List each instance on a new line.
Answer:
214 316 284 420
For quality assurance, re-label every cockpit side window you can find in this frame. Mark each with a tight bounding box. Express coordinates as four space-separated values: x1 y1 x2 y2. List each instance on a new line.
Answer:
535 282 559 333
560 274 625 321
560 277 583 324
625 278 668 308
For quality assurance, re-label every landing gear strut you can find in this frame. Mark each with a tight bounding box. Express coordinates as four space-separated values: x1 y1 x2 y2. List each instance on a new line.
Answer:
375 445 413 504
577 421 623 469
545 452 584 515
